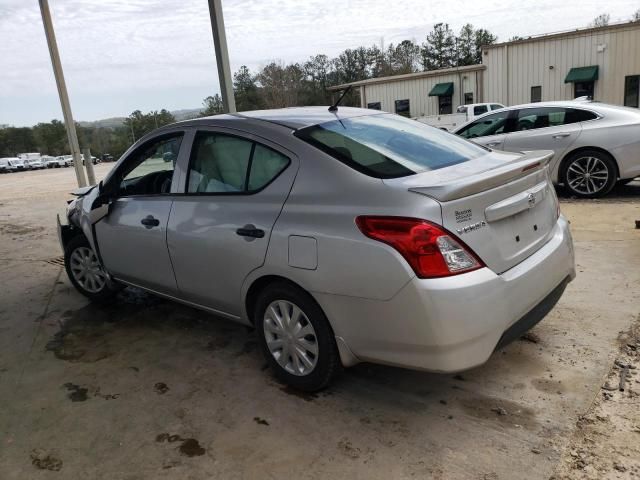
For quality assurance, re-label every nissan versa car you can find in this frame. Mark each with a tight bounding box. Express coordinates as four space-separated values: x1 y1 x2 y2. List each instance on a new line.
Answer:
58 107 575 391
453 100 640 198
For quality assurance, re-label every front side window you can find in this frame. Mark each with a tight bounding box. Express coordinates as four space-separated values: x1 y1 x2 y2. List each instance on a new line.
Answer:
456 110 512 139
295 113 487 179
624 75 639 108
187 132 289 194
395 99 410 117
439 95 452 115
117 134 183 196
367 102 382 110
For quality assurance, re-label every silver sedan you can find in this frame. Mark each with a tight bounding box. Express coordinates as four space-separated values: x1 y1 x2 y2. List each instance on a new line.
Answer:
59 107 575 391
453 100 640 198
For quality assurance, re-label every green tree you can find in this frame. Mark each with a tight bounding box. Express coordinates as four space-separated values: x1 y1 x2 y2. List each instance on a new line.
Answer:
456 24 476 66
201 94 224 116
32 120 67 155
590 13 610 27
388 40 421 74
233 65 263 111
421 23 456 70
474 28 498 63
633 9 640 21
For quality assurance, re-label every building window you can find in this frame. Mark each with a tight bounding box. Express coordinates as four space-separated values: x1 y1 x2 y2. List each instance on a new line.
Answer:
464 92 473 104
395 99 410 117
624 75 639 108
574 81 594 99
367 102 381 110
438 96 452 115
531 86 542 103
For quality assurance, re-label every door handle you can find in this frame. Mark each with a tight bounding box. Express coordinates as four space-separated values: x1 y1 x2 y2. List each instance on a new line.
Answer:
140 215 160 229
552 133 571 139
236 224 265 239
486 141 502 147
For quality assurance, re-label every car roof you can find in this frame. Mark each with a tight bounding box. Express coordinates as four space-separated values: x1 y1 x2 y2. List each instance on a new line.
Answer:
177 106 384 131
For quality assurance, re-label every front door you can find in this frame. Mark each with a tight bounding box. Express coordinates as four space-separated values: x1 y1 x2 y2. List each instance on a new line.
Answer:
503 107 582 177
95 133 185 295
455 109 514 150
167 129 298 316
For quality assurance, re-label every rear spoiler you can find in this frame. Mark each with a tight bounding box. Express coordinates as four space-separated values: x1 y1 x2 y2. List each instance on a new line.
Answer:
408 150 553 202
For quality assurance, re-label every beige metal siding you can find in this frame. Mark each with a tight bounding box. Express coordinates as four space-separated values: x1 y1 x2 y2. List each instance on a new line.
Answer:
362 70 482 117
483 23 640 106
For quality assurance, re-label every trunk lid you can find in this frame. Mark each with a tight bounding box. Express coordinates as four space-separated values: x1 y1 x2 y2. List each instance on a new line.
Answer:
384 150 559 274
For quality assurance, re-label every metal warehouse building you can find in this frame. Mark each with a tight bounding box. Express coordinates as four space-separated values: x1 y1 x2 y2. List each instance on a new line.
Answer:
330 21 640 117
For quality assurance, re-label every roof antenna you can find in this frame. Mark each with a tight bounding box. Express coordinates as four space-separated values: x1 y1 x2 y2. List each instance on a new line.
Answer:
328 85 352 112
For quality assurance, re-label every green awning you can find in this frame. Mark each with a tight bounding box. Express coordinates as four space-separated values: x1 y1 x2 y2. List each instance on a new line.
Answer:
428 82 454 96
565 66 599 83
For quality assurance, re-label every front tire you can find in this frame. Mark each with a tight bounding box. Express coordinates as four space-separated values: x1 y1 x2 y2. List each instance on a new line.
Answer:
255 282 340 392
562 150 616 198
64 235 121 302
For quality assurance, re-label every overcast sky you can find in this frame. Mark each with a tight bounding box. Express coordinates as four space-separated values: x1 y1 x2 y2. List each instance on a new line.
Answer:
1 0 638 126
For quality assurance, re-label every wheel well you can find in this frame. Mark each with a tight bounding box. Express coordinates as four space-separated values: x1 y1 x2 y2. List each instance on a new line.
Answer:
245 275 310 325
559 147 619 183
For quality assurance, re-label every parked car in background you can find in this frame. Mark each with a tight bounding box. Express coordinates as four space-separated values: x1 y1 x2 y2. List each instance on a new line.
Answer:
453 100 640 198
416 102 505 131
101 153 114 162
23 158 45 170
58 107 575 391
42 156 57 168
11 157 27 170
49 155 73 168
0 157 18 172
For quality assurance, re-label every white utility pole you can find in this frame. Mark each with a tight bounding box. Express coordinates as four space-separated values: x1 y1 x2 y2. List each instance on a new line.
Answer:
207 0 236 113
39 0 87 187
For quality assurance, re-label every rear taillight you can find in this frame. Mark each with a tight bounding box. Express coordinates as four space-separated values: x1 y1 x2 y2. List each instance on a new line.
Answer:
355 216 484 278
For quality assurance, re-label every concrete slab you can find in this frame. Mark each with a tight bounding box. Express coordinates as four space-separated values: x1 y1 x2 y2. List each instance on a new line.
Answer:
0 166 638 479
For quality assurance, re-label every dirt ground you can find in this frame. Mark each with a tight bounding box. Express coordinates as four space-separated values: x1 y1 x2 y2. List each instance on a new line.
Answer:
0 165 639 479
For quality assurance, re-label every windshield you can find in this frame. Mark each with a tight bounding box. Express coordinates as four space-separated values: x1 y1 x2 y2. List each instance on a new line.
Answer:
295 113 486 178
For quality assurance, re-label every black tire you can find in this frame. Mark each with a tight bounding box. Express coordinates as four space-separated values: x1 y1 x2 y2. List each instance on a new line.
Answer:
64 235 122 302
561 150 617 198
254 282 341 392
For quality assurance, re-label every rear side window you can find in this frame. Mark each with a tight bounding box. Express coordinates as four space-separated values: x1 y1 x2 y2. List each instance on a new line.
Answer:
456 110 512 139
514 107 597 131
490 104 504 110
474 105 488 115
187 132 289 194
295 113 486 179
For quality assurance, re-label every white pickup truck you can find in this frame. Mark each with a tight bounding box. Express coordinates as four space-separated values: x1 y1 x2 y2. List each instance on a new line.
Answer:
416 102 505 131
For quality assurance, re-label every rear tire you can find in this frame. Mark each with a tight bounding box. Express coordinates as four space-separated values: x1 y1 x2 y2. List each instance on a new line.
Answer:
64 235 122 302
561 150 616 198
255 282 340 392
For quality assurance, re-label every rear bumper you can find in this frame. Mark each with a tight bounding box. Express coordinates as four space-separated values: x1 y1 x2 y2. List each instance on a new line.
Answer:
316 215 575 371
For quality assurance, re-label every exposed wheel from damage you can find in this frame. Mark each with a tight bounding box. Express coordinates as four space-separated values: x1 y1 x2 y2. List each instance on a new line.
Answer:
64 235 122 302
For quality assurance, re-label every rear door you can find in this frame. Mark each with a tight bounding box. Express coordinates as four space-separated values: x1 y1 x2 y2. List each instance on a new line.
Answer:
167 128 298 316
503 107 582 169
455 109 515 150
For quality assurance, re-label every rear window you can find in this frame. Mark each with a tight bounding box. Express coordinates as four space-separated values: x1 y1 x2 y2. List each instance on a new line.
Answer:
295 113 486 179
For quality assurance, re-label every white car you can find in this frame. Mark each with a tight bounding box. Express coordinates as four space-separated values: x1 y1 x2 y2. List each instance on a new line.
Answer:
0 157 18 173
417 102 505 131
23 158 45 170
453 100 640 198
46 155 72 168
